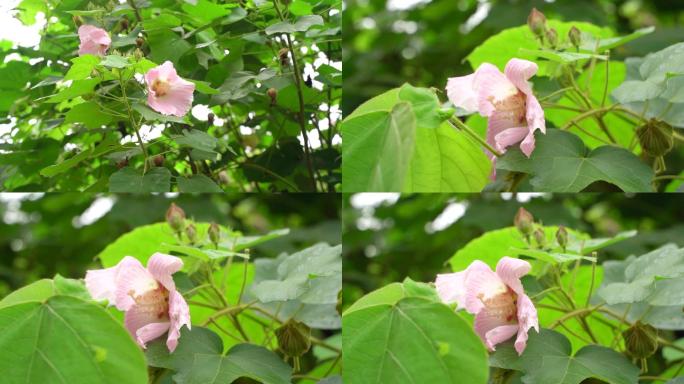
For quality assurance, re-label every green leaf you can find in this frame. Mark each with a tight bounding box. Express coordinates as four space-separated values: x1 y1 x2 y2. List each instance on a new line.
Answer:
40 135 121 177
288 0 313 16
0 296 147 384
580 26 654 52
146 326 223 373
490 328 639 384
0 279 55 309
177 174 223 192
100 55 130 68
174 344 292 384
496 129 654 192
64 101 116 129
343 297 489 384
611 79 663 103
46 78 101 103
132 103 187 123
160 243 248 261
65 54 100 81
219 228 291 252
519 48 607 63
109 167 171 193
342 102 416 191
397 83 443 129
568 230 637 254
265 15 324 35
189 79 219 95
173 129 218 153
467 21 612 75
508 247 596 263
0 61 31 89
181 0 230 23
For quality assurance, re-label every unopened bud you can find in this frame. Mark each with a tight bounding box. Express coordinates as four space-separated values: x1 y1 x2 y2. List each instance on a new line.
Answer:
152 154 164 167
134 48 143 60
527 8 547 38
545 28 558 48
116 158 129 169
275 320 311 358
568 26 581 48
207 113 215 126
165 203 186 234
514 207 535 237
556 225 568 250
208 222 220 245
72 15 83 27
637 119 673 157
136 37 144 48
623 321 658 359
267 88 277 105
185 223 198 244
120 17 129 31
218 170 230 185
278 48 290 66
533 228 546 248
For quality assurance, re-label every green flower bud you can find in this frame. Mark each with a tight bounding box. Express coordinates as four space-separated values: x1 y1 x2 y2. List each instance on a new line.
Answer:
527 8 547 38
568 26 581 48
623 321 658 359
545 28 559 49
275 320 311 358
165 203 185 234
533 228 546 248
514 207 535 237
185 223 198 244
556 225 568 250
218 170 230 185
637 118 674 157
208 222 220 246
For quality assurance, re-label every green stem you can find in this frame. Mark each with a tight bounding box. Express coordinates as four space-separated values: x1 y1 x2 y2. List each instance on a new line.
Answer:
448 117 502 157
118 72 149 172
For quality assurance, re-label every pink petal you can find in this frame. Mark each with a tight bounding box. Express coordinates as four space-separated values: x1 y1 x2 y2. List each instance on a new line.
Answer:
145 61 195 117
85 265 118 304
485 325 519 351
486 110 520 153
462 261 507 314
514 293 539 355
167 290 191 352
147 253 183 292
435 272 466 309
112 256 158 311
520 130 537 157
445 73 479 113
494 127 529 153
78 25 110 56
124 302 167 341
135 322 171 348
503 58 538 95
472 63 518 117
495 257 531 295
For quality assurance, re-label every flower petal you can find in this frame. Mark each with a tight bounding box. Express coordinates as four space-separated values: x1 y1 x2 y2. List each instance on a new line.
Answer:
113 256 158 311
446 73 479 113
78 25 110 56
485 325 519 351
147 253 183 292
504 58 538 96
85 265 119 304
167 290 191 352
124 302 167 341
495 256 531 295
514 293 539 355
494 127 529 153
435 272 466 309
463 261 507 314
472 63 518 116
474 307 518 350
135 322 171 349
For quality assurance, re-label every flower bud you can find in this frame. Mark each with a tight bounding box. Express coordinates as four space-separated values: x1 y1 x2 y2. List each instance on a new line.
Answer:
116 158 129 169
207 113 215 126
556 225 568 250
514 207 535 237
278 48 290 66
568 26 581 48
275 320 311 358
165 203 186 234
637 118 674 157
151 154 164 167
218 170 230 185
533 228 546 248
136 37 144 48
527 8 547 38
623 321 658 359
120 17 129 32
185 223 198 244
72 15 83 27
208 222 220 246
134 48 144 61
267 88 277 105
545 28 558 48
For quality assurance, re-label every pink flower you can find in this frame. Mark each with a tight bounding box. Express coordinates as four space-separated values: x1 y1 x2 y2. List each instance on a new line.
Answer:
85 253 191 352
446 58 546 160
435 257 539 355
144 61 195 117
78 25 111 56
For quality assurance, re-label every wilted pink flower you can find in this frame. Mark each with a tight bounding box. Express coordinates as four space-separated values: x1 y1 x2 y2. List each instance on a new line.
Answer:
85 253 191 352
446 58 546 161
435 257 539 355
78 25 111 56
144 61 195 117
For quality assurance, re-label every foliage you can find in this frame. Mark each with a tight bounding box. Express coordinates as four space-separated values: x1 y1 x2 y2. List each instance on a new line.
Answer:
0 200 341 383
1 0 341 192
342 7 684 192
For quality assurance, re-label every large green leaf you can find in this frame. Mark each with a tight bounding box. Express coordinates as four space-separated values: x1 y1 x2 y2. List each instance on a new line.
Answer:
64 101 116 129
342 102 416 192
466 21 612 75
489 328 639 384
64 54 100 81
177 174 223 192
45 78 101 103
496 129 654 192
109 167 171 193
146 326 223 374
0 296 148 384
343 294 489 384
265 15 324 35
174 344 292 384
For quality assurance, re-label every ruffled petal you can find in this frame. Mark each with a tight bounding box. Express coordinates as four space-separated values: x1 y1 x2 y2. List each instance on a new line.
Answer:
514 293 539 355
446 73 479 113
495 257 531 295
504 58 538 95
435 272 466 309
124 302 167 340
472 63 518 117
147 253 183 292
112 256 158 311
494 127 528 153
77 25 110 56
474 306 518 350
485 325 519 351
145 61 194 117
167 290 191 352
135 322 171 349
85 265 119 304
463 261 507 314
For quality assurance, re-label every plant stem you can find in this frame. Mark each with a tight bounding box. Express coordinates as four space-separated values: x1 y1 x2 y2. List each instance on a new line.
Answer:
118 72 149 172
448 117 502 157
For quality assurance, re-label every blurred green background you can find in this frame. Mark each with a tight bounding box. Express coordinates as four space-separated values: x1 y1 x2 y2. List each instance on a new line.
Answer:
342 0 684 114
342 193 684 308
0 193 340 299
